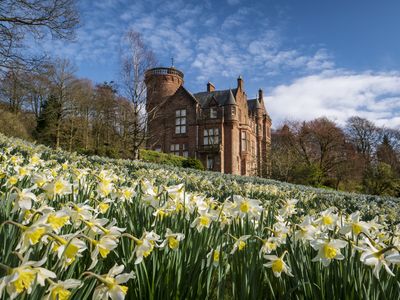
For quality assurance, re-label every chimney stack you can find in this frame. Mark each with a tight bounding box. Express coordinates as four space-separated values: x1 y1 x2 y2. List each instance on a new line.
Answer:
207 82 215 92
258 88 264 101
237 75 243 90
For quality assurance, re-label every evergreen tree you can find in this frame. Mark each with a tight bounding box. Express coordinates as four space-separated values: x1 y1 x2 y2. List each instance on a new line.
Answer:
35 94 62 147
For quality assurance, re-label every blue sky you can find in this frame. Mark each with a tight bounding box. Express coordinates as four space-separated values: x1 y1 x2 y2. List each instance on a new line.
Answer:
40 0 400 127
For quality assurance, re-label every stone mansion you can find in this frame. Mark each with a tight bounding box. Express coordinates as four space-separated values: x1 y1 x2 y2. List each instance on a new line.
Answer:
145 66 272 176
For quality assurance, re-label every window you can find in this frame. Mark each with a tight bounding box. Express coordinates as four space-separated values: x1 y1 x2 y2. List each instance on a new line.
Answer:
170 144 179 155
182 144 189 158
210 107 217 119
204 128 219 145
175 109 186 134
241 131 247 152
207 156 214 170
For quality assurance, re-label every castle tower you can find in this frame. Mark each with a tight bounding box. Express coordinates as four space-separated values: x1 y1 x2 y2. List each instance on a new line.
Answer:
145 67 184 112
145 67 184 149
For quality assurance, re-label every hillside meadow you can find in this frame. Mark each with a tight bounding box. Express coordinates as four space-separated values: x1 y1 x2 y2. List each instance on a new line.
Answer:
0 134 399 299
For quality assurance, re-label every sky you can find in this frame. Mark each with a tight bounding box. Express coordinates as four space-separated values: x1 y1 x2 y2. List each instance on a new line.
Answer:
39 0 400 128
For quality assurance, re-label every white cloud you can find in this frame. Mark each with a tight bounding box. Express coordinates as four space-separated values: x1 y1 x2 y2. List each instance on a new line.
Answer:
265 71 400 128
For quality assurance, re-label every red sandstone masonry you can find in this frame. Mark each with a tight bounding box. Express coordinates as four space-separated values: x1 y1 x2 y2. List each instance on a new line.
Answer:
145 67 271 176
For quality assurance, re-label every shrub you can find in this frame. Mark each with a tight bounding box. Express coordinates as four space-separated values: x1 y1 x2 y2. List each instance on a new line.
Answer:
139 149 186 167
182 157 204 170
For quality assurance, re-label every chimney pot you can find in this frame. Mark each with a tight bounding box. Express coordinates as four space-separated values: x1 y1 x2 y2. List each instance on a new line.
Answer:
207 82 215 92
237 75 243 90
258 88 264 101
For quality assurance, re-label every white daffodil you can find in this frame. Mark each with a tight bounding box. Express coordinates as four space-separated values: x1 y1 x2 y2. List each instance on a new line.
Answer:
44 279 82 300
14 166 31 179
295 216 318 242
259 237 280 255
118 186 136 203
160 228 185 250
88 236 119 270
311 239 347 266
359 240 396 279
83 217 109 236
191 211 216 232
141 180 160 208
207 246 222 267
0 253 56 299
165 183 185 202
52 235 87 268
340 211 371 236
44 211 71 233
230 235 251 254
29 154 42 166
32 173 49 188
65 203 94 226
91 264 134 300
43 177 72 198
278 199 299 217
316 207 338 231
264 252 293 277
232 195 263 219
16 223 52 253
10 187 37 212
133 231 161 264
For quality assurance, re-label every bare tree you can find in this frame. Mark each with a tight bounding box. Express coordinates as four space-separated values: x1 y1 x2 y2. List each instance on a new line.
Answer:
345 116 380 163
0 0 79 69
0 68 28 113
47 58 77 148
119 30 157 159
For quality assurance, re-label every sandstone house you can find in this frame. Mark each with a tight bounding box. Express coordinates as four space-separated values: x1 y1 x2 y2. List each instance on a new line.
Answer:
145 67 272 176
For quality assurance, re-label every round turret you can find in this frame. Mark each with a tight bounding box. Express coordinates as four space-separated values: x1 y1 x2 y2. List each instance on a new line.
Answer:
145 67 184 111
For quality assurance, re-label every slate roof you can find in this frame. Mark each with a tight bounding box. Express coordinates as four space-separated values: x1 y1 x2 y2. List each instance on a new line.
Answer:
247 98 260 111
193 89 237 107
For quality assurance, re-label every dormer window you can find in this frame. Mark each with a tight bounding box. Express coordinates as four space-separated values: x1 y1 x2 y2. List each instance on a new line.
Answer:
175 109 186 134
210 107 217 119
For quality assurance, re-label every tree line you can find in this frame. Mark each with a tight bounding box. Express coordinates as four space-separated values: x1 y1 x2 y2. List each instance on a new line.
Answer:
0 54 153 159
270 117 400 196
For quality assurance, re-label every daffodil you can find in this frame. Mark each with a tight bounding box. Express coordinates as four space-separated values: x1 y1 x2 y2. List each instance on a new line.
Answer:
133 231 161 264
191 212 216 232
278 199 299 217
340 211 371 236
259 237 280 255
45 211 71 233
91 264 134 300
207 246 222 267
316 207 338 231
44 279 81 300
359 240 396 279
0 253 56 299
16 224 51 253
232 195 263 219
160 228 185 250
43 177 72 198
264 251 293 277
88 236 119 270
52 235 87 268
230 235 251 254
10 187 37 212
311 239 347 266
295 215 318 242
